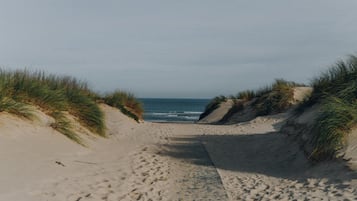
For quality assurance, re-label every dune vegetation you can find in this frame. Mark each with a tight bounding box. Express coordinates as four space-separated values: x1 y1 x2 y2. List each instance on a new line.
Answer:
301 55 357 160
202 55 357 161
251 79 302 116
0 69 143 143
103 90 144 122
200 79 303 122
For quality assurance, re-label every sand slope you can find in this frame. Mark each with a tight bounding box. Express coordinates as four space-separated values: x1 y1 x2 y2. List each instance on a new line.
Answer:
198 99 233 124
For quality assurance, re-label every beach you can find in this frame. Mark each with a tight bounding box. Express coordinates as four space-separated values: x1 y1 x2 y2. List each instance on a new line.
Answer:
1 1 357 200
0 104 356 201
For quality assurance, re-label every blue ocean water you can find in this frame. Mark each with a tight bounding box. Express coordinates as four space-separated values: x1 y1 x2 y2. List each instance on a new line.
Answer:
139 98 210 122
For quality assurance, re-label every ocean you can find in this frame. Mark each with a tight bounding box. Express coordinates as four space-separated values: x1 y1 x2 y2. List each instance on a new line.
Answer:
139 98 210 123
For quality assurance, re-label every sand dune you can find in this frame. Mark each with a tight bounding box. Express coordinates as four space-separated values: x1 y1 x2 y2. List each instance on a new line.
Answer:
0 105 356 200
199 87 313 125
198 99 233 124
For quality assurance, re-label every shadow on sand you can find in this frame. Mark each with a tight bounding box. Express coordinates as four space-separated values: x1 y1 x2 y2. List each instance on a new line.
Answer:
159 132 356 183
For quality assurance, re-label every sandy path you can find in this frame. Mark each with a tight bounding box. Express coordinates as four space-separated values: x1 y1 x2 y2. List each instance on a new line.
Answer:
162 132 228 200
34 122 228 201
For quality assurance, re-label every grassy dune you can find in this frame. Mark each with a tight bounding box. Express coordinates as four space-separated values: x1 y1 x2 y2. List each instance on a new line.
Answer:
200 79 303 121
0 69 143 143
252 79 302 116
202 55 357 161
304 56 357 160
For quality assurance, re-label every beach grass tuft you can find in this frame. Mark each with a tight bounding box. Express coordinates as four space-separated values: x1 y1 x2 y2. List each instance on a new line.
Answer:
305 55 357 160
253 79 298 116
311 97 357 160
50 111 83 145
0 96 33 119
103 90 144 122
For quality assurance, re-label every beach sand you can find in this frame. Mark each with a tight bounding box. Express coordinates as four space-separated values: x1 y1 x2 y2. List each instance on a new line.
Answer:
0 105 356 200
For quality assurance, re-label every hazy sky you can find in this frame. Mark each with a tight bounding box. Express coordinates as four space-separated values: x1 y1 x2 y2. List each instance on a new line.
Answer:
1 0 357 98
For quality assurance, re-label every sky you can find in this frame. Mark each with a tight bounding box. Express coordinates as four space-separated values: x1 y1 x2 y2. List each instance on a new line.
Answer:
0 0 357 98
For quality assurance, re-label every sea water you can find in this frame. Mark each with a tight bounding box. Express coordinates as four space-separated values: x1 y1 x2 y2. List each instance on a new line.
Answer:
139 98 210 123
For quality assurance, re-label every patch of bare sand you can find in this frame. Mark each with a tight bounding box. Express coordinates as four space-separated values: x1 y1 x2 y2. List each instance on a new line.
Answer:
292 87 313 103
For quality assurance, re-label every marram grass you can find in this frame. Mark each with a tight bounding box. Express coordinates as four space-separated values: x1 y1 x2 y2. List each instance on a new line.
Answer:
0 69 143 143
200 79 301 122
50 111 83 145
311 97 357 160
103 90 143 122
253 79 297 116
0 97 33 119
306 55 357 160
310 55 357 103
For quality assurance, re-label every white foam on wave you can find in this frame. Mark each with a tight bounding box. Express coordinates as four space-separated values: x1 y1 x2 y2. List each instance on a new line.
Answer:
183 111 202 114
149 112 201 116
167 114 178 117
145 111 201 122
183 116 199 120
150 112 168 116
